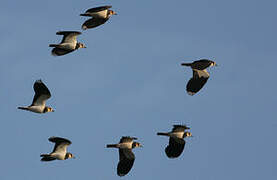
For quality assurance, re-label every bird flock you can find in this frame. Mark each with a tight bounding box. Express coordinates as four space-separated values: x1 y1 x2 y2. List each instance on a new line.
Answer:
17 4 217 177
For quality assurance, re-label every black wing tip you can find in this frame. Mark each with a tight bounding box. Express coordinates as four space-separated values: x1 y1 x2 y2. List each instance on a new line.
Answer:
117 159 134 177
56 31 82 35
35 79 43 83
173 124 190 129
187 91 196 96
123 136 137 140
86 5 112 11
48 136 72 144
165 146 184 158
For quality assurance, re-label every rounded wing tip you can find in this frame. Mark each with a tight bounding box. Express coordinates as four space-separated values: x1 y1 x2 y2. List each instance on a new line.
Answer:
82 26 88 30
48 136 56 140
51 50 58 56
187 91 196 96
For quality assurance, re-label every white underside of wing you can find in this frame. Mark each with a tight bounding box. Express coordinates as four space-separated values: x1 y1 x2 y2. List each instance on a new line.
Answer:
33 95 49 106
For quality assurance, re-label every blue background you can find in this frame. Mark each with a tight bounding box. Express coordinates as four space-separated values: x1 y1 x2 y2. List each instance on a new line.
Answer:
0 0 276 179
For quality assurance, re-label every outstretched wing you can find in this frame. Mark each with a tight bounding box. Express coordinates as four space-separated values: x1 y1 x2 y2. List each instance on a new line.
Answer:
81 18 109 30
56 31 81 44
186 69 209 95
31 80 51 106
120 136 137 143
85 6 112 13
51 47 74 56
165 137 185 158
172 125 190 132
49 137 71 154
117 149 135 176
192 59 214 70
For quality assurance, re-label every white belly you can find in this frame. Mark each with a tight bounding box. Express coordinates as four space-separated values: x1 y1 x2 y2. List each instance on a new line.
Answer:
28 106 44 113
119 142 132 149
171 132 184 138
91 10 107 18
59 43 76 50
51 152 66 160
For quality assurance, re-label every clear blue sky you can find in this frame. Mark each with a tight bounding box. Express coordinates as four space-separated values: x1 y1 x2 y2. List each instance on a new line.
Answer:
0 0 276 179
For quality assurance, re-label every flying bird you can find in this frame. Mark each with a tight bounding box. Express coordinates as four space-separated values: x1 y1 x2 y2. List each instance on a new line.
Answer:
107 136 142 176
49 31 86 56
181 59 217 95
80 5 117 30
40 137 74 161
157 125 192 158
18 80 54 113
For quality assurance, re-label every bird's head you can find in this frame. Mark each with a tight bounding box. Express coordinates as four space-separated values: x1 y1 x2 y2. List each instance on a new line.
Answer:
184 132 192 138
44 107 54 113
211 61 217 67
132 142 143 148
65 153 75 159
108 10 117 16
76 42 86 49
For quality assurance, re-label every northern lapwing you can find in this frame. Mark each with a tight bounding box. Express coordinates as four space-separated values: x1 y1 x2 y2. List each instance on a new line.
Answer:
107 136 142 176
157 125 192 158
49 31 86 56
18 80 54 113
181 59 217 95
40 137 74 161
80 6 117 30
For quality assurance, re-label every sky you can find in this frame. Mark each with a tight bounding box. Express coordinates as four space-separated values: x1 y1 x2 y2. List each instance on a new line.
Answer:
0 0 277 179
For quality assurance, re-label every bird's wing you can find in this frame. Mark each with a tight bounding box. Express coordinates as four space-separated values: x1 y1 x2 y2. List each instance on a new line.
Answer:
172 125 190 132
81 18 109 30
117 149 135 176
120 136 137 143
165 137 185 158
31 80 51 106
56 31 81 44
192 59 213 70
51 47 74 56
49 137 71 154
186 69 209 95
85 6 112 13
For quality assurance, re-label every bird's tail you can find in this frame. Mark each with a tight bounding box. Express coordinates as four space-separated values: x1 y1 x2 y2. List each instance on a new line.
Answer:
181 63 192 66
40 154 49 157
80 13 91 17
106 144 119 148
18 107 28 111
40 154 56 161
157 132 170 136
49 44 59 48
